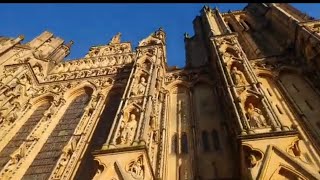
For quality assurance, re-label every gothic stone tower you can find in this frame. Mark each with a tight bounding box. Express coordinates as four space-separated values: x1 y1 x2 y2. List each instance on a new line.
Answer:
0 3 320 180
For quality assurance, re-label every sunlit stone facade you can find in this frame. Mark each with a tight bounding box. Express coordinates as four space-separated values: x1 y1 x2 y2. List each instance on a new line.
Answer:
1 3 320 180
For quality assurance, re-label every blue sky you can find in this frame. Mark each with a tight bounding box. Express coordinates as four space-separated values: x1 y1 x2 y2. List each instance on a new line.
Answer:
1 3 320 67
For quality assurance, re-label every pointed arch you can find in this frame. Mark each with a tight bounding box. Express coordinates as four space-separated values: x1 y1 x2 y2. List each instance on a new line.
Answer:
63 82 96 101
0 95 54 169
136 53 154 64
191 77 214 87
165 81 191 92
23 89 93 179
256 70 275 79
29 92 57 106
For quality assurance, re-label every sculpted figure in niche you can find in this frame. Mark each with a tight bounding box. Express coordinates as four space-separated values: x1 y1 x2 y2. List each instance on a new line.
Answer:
19 75 31 94
247 103 267 128
124 55 131 64
231 66 246 86
32 64 43 76
54 138 77 179
131 76 147 96
222 52 235 62
248 154 257 167
109 57 116 66
117 56 124 65
127 155 144 179
120 113 138 145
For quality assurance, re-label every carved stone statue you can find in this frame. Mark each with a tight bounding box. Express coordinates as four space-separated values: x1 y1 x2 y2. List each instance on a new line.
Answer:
126 155 144 179
119 113 138 145
310 24 320 35
54 138 78 178
18 74 33 96
10 142 27 165
110 32 121 44
85 95 99 117
32 64 43 77
55 156 69 178
247 103 267 128
109 57 116 66
248 154 257 167
230 66 246 86
131 77 147 96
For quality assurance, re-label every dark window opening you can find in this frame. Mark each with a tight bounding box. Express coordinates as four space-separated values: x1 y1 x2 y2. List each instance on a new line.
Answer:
305 100 314 111
275 104 283 114
0 102 51 169
266 88 273 96
227 22 235 32
171 133 178 154
212 130 220 151
181 132 188 154
22 93 91 180
202 131 210 152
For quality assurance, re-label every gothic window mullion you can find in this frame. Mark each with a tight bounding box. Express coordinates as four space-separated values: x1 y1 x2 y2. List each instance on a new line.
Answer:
21 93 91 180
0 102 51 170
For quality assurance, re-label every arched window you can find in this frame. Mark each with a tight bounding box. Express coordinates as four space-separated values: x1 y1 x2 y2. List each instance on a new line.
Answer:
212 130 220 151
227 22 235 32
92 89 124 149
171 133 178 154
23 90 92 179
202 131 210 152
181 132 188 154
0 100 52 169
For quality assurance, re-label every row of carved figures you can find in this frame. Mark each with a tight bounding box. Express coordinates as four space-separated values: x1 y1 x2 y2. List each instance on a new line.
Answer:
46 66 121 82
85 43 131 58
51 54 133 74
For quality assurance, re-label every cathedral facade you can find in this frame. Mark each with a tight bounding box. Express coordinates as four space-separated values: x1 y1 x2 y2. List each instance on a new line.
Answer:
0 3 320 180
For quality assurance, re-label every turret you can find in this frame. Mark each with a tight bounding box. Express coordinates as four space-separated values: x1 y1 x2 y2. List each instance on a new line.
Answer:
28 31 71 62
48 40 73 63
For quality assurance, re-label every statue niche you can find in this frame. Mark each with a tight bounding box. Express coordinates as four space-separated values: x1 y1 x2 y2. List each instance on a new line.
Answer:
32 63 44 77
287 139 301 157
245 97 268 129
242 145 263 169
131 75 148 97
126 155 145 179
117 109 139 145
230 63 247 86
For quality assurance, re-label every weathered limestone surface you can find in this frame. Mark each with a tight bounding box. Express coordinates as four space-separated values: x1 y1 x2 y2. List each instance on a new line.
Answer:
0 3 320 180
